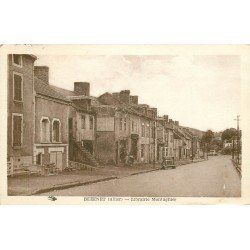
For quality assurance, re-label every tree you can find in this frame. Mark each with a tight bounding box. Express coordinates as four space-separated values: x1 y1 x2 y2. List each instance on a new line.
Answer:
221 128 237 142
201 130 214 152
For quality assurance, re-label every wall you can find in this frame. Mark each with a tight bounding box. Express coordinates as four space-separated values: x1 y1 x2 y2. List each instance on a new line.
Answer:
35 96 69 144
95 131 116 164
75 111 95 141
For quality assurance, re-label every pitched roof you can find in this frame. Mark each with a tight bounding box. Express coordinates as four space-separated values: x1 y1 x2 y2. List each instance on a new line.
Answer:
34 77 69 102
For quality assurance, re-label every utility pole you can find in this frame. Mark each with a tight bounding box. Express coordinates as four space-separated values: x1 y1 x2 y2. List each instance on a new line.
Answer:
234 115 240 164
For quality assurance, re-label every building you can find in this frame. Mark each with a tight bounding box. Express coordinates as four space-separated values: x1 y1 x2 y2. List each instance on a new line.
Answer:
7 54 37 173
156 115 174 162
92 90 157 165
34 66 70 171
50 82 98 167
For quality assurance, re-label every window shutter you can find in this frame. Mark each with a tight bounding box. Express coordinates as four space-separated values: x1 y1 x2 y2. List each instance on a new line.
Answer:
14 74 22 101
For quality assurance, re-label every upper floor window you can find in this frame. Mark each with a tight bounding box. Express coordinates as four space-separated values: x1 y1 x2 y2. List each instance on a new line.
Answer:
124 118 127 131
41 117 50 143
52 119 61 142
119 118 123 130
146 124 150 138
12 113 23 147
12 55 22 67
81 115 86 129
141 123 145 137
132 120 135 132
13 72 23 102
89 116 94 130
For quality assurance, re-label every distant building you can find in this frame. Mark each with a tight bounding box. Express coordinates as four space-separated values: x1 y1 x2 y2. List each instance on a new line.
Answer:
156 115 174 162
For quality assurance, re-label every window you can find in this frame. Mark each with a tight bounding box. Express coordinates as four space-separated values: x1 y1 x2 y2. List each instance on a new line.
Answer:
13 73 23 101
36 153 42 165
141 123 145 137
89 116 94 130
146 124 150 138
81 115 86 129
12 114 23 147
119 118 123 130
41 117 50 142
151 126 154 138
52 119 61 142
12 55 22 67
124 118 127 131
132 120 134 132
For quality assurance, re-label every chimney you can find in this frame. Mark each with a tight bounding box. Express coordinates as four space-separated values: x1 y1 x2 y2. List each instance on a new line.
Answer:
74 82 90 96
163 115 169 122
120 90 130 104
112 92 120 100
130 95 138 105
175 121 179 126
34 66 49 83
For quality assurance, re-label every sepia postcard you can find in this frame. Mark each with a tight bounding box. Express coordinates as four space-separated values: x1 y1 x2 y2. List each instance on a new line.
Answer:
0 44 249 205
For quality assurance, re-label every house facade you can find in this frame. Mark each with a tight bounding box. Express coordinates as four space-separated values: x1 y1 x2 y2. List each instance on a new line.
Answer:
93 90 157 165
7 54 37 172
34 66 70 171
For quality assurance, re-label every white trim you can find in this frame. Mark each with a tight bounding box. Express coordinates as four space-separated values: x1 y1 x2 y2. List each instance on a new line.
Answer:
12 113 23 147
34 143 68 146
48 147 65 153
40 116 50 143
52 118 62 143
34 148 45 154
12 54 23 68
13 71 23 102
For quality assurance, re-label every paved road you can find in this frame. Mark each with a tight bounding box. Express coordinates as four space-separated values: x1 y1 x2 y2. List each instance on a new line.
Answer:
40 155 241 197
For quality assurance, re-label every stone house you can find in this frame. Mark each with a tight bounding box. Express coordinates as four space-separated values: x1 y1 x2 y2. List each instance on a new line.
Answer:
7 54 37 173
34 66 70 171
50 82 98 166
92 90 157 165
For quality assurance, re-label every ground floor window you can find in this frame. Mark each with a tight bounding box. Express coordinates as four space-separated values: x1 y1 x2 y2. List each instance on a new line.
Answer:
36 153 42 165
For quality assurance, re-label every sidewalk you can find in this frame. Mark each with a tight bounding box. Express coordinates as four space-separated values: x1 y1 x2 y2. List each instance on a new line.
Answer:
8 163 161 196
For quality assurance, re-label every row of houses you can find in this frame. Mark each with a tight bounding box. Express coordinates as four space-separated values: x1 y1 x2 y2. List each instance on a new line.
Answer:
7 54 202 174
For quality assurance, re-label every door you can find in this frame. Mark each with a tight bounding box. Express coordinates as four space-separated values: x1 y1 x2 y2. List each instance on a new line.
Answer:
50 151 63 171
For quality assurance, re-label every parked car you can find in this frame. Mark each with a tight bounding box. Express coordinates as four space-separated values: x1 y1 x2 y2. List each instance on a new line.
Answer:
208 150 218 156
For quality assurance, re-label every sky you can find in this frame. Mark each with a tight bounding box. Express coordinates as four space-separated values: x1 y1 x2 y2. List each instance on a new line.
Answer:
35 55 241 132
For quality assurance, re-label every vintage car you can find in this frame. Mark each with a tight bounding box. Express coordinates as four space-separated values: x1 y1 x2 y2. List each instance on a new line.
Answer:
208 150 218 156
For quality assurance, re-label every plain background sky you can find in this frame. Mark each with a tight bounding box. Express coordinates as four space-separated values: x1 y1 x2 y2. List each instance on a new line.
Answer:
36 54 241 132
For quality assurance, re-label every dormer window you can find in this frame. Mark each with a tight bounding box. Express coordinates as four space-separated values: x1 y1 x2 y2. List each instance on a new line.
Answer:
12 55 22 67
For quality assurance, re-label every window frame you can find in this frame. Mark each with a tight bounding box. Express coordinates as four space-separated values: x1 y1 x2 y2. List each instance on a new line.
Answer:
81 115 86 129
12 113 23 148
52 118 62 143
13 72 23 102
12 54 23 68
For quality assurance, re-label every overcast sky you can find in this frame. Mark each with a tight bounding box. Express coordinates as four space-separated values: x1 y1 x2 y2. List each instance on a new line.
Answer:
35 55 241 132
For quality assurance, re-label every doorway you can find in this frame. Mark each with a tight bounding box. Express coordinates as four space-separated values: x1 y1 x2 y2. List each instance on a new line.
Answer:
50 151 63 171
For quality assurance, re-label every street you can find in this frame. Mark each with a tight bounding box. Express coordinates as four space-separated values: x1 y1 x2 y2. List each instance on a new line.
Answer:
40 155 241 197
